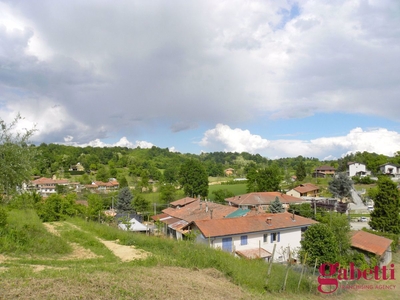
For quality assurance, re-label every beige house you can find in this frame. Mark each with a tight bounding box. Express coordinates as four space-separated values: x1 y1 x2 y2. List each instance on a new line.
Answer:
286 183 319 198
224 168 235 176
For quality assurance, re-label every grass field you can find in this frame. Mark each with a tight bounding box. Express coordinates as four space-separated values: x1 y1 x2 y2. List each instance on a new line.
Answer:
1 209 399 299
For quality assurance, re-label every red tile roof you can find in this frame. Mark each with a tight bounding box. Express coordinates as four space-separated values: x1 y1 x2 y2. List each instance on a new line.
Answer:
293 183 319 193
225 192 304 206
162 200 237 222
194 212 317 238
31 177 69 185
351 231 392 256
169 197 197 208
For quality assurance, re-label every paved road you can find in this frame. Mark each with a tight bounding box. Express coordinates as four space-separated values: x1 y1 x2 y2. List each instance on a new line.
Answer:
350 221 370 230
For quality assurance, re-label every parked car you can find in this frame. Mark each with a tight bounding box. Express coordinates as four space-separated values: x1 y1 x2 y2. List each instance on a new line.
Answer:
358 217 368 222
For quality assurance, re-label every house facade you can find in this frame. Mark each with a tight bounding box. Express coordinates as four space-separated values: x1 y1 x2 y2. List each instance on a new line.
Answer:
313 165 336 178
192 212 317 262
286 183 319 198
85 179 119 193
379 163 400 177
27 177 80 197
348 162 371 177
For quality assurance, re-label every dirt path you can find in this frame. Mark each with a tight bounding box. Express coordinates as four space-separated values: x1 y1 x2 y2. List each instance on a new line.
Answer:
44 221 149 261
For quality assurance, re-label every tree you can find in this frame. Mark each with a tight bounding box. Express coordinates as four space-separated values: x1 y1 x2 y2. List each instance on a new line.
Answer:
288 203 313 219
300 223 338 267
0 114 37 199
328 173 353 200
132 194 150 214
118 176 129 188
87 194 104 221
159 183 177 203
212 189 234 204
295 161 307 181
179 159 208 198
319 213 351 258
246 165 282 193
268 196 284 213
369 176 400 234
116 187 133 212
96 165 110 182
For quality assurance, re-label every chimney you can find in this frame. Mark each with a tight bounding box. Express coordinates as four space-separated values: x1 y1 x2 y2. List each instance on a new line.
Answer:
292 210 295 221
266 217 272 225
210 209 213 219
206 202 209 213
200 202 202 210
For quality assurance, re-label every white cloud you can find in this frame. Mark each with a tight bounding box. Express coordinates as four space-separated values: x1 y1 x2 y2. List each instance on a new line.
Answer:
199 124 270 153
200 124 400 159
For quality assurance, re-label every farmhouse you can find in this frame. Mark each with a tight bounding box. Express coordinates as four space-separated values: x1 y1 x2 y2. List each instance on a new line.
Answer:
84 179 119 193
313 165 336 178
190 212 317 262
27 177 80 197
379 163 400 177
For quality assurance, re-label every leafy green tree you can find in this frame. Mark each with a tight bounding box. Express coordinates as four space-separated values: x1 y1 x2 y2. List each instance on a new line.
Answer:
96 165 109 182
55 184 68 195
212 189 234 204
138 170 150 191
319 213 351 258
0 114 38 199
159 183 177 203
179 159 209 198
300 223 338 267
132 194 150 213
246 165 281 193
268 196 285 213
0 206 7 228
87 194 104 221
288 203 313 219
369 176 400 234
36 193 79 222
295 161 307 181
118 176 129 188
116 187 133 212
328 173 353 200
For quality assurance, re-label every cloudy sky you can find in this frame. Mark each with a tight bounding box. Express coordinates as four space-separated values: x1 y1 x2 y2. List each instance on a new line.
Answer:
1 0 400 160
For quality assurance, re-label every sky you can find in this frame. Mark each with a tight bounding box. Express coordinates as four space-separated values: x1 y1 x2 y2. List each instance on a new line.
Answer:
1 0 400 160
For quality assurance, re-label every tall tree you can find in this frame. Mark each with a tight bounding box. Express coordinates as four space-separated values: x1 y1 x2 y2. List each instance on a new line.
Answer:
96 165 110 182
268 196 285 213
0 114 37 199
116 187 133 212
159 183 177 203
369 176 400 234
328 173 353 200
319 213 351 257
179 159 209 198
300 223 338 267
295 161 307 181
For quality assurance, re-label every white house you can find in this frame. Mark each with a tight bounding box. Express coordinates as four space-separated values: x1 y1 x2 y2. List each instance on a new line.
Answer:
191 212 317 262
348 162 371 177
379 163 400 177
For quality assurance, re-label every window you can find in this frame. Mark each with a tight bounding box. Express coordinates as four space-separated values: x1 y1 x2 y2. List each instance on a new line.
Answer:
263 234 268 243
240 235 248 245
270 232 281 243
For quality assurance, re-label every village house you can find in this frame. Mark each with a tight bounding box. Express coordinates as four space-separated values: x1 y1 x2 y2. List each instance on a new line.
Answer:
351 231 393 267
27 177 80 197
348 162 371 177
313 165 336 178
225 192 305 211
224 168 235 176
286 183 320 198
84 179 119 193
190 212 317 262
379 163 400 178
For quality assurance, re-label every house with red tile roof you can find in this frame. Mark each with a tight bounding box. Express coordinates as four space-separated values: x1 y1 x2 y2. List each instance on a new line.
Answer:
351 231 393 267
84 179 119 193
225 192 304 211
169 197 197 208
286 183 320 198
27 177 80 197
152 199 242 240
190 212 317 262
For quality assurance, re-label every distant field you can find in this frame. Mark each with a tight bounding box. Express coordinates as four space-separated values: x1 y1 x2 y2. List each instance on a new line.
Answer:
208 183 247 200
